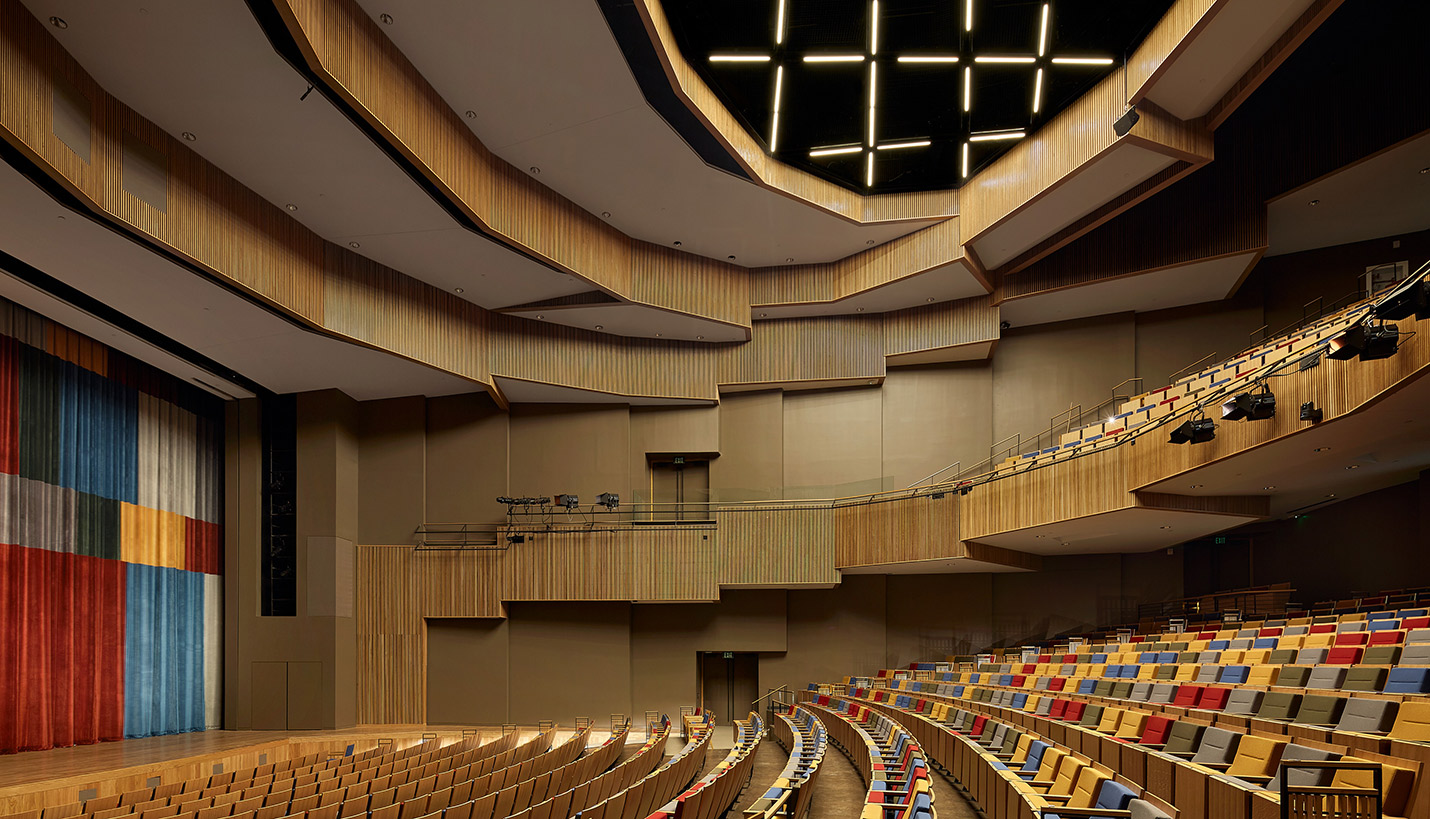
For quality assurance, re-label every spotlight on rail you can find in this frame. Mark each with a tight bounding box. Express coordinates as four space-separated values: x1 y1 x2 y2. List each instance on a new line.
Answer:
596 492 620 510
1374 277 1430 321
1300 401 1323 423
554 494 580 509
1169 416 1216 445
1221 388 1275 422
506 534 526 544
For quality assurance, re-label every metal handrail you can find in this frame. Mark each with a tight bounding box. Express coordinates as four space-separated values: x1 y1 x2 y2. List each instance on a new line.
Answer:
1167 351 1218 385
907 461 960 488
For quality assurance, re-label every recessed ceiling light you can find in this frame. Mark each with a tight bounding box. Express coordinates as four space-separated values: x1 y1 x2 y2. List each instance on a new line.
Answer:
696 335 704 340
673 241 682 246
1309 199 1320 206
926 297 935 303
1325 493 1336 499
1346 464 1359 470
181 131 196 142
759 313 768 318
536 315 545 320
601 211 611 218
868 380 877 385
728 255 736 260
348 241 360 249
379 13 393 24
866 239 875 246
1264 485 1276 490
594 325 603 330
529 166 540 175
1420 167 1429 175
654 333 662 338
785 257 794 263
49 16 67 29
1313 447 1331 452
454 287 464 294
856 307 865 312
1159 525 1171 530
465 110 477 119
1189 484 1203 489
285 203 298 211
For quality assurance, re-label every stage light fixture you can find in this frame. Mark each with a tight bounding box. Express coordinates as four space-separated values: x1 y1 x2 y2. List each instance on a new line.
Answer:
596 492 620 510
1221 388 1275 422
1374 278 1430 321
1169 416 1215 445
1329 322 1401 361
554 494 580 509
506 534 526 544
1300 402 1323 423
1113 106 1139 137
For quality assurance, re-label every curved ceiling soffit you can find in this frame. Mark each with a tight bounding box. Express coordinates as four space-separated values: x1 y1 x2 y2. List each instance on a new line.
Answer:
251 0 997 319
0 2 1006 406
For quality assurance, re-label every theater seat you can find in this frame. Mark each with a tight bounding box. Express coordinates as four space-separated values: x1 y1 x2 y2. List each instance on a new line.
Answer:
1293 695 1346 727
1305 666 1347 690
1172 685 1203 708
1364 645 1402 665
1341 666 1387 692
1268 648 1298 664
1159 721 1205 756
1256 692 1303 722
1196 687 1230 711
1194 665 1221 684
1128 800 1172 819
1224 689 1263 716
1384 667 1430 694
1329 760 1415 819
1149 683 1177 704
1218 666 1249 684
1326 646 1363 665
1278 666 1313 688
1296 648 1329 665
1245 665 1279 687
1336 698 1398 734
1401 643 1430 664
1389 701 1430 742
1188 727 1240 767
1259 743 1338 789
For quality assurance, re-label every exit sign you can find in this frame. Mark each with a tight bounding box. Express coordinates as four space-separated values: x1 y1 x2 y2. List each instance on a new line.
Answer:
1214 536 1228 544
722 651 733 659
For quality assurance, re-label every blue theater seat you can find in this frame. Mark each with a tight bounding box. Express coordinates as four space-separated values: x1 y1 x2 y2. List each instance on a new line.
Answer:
1385 668 1430 695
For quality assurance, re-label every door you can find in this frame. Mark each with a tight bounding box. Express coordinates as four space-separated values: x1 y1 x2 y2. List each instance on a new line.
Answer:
699 652 759 724
649 458 710 521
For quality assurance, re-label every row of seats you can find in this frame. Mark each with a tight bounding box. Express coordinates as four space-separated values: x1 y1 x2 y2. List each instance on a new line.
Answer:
510 719 668 819
15 732 530 819
803 698 934 819
575 715 711 819
648 713 763 819
745 707 826 819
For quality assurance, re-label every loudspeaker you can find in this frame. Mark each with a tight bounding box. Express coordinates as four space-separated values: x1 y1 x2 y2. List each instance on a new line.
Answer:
1113 106 1140 137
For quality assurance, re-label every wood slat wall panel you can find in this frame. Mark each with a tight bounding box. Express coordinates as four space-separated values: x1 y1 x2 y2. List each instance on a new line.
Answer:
1127 0 1224 100
881 296 999 358
833 495 960 568
750 220 972 306
713 508 840 587
718 317 886 387
961 449 1135 541
1134 492 1270 517
500 527 720 602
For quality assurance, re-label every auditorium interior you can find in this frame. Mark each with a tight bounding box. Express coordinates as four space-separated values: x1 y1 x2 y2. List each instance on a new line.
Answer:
1 1 1429 819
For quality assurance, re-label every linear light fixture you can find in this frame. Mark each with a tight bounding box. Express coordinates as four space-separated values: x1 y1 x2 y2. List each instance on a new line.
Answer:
804 54 865 63
709 55 771 63
809 145 863 157
877 140 932 150
770 65 784 151
867 62 878 146
960 142 970 178
870 0 880 55
1033 67 1044 114
866 152 874 187
962 67 971 112
1052 56 1115 65
975 56 1036 64
776 0 786 45
964 0 973 31
968 130 1026 142
897 55 960 63
1038 4 1050 57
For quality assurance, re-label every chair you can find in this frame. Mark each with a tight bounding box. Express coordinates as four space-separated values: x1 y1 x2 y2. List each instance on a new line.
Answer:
1335 698 1398 735
1292 695 1345 727
1254 744 1339 789
1268 649 1298 664
1277 666 1313 688
1304 666 1347 690
1136 716 1174 747
1296 648 1329 665
1215 735 1286 782
1218 666 1249 684
1384 667 1430 694
1194 665 1222 684
1148 684 1177 704
1401 642 1430 664
1326 646 1363 665
1255 692 1303 722
1341 666 1387 692
1328 760 1415 818
1364 645 1403 665
1224 689 1263 716
1187 727 1240 766
1244 665 1279 687
1196 687 1230 711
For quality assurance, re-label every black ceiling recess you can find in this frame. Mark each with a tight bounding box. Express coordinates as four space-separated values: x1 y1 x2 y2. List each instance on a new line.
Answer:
664 0 1174 193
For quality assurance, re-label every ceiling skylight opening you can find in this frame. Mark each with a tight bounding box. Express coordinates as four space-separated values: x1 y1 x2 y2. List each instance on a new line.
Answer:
709 55 771 62
810 145 863 157
877 140 932 150
897 55 960 63
769 65 784 151
968 130 1026 142
1052 56 1115 65
804 55 866 63
1038 4 1050 56
776 0 786 45
1033 68 1044 114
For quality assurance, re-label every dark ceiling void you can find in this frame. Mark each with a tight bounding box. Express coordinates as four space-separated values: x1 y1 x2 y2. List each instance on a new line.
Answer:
664 0 1173 193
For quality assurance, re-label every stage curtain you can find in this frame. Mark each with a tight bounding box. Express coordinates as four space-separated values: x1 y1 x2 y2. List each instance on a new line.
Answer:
123 563 205 738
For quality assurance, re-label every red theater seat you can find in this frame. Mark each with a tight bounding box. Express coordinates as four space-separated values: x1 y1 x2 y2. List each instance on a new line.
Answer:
1335 632 1369 646
1197 687 1230 710
1173 685 1204 707
1327 646 1363 665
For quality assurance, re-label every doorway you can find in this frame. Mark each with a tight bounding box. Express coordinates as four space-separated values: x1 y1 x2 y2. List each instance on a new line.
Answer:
648 457 711 521
699 651 758 725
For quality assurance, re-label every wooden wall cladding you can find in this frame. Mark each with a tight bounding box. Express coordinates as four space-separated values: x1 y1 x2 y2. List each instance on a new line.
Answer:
960 449 1135 541
719 317 886 388
882 296 999 359
750 220 976 307
833 495 961 568
1126 0 1222 102
714 507 840 587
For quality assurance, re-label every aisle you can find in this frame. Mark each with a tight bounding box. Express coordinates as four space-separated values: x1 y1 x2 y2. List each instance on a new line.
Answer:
805 740 871 819
732 737 791 813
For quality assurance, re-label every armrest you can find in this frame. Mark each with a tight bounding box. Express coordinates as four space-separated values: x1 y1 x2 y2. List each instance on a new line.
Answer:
1233 774 1273 785
1038 808 1133 818
1200 762 1232 772
1040 794 1073 803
